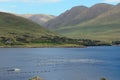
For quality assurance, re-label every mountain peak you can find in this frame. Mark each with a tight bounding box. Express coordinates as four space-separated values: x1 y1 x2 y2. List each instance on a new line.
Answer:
71 5 88 10
91 3 113 9
92 3 113 7
60 5 88 16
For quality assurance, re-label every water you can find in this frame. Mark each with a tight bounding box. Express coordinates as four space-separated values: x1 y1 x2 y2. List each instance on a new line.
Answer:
0 46 120 80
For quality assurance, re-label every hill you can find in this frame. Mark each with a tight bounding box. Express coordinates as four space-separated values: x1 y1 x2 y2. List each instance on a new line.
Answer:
0 12 57 47
44 3 120 41
0 12 55 37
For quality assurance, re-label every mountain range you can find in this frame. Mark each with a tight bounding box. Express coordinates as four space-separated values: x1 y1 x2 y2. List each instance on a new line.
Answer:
0 3 120 42
43 3 120 41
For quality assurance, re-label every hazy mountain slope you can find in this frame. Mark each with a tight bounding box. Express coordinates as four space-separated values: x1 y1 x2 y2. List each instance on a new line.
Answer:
21 14 55 26
53 3 120 40
0 12 55 38
45 6 88 28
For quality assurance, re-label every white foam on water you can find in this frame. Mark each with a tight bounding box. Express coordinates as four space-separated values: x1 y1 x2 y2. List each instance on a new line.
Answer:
36 58 104 66
69 59 104 64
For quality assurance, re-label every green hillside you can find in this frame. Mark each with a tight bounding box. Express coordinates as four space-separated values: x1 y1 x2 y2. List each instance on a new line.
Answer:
0 12 57 47
0 12 55 37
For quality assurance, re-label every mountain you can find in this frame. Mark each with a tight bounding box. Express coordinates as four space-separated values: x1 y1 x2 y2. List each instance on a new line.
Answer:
45 3 113 29
0 12 56 45
45 6 88 28
73 3 120 40
44 3 120 41
20 14 55 26
72 3 113 24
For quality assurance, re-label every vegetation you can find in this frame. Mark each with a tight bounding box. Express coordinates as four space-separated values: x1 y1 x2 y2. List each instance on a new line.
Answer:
0 35 111 47
112 40 120 45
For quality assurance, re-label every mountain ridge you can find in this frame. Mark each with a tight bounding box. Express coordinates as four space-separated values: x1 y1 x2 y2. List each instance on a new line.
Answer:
44 3 113 29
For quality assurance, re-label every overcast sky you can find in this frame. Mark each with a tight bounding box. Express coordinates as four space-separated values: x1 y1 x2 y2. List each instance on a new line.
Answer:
0 0 120 15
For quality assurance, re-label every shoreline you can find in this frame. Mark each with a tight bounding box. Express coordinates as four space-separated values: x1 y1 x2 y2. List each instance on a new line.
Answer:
0 46 86 48
0 45 115 48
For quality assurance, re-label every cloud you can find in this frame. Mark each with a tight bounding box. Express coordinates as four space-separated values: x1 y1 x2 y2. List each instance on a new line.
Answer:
0 0 61 2
103 0 120 3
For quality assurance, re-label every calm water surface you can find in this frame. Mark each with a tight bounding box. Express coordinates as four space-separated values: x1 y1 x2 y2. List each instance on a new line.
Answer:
0 46 120 80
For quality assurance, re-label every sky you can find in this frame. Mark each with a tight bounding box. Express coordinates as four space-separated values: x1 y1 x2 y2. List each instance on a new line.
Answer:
0 0 120 16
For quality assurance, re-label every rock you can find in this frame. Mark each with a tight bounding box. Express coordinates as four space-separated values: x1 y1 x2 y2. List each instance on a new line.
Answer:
29 76 43 80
